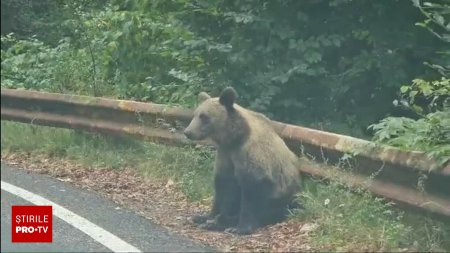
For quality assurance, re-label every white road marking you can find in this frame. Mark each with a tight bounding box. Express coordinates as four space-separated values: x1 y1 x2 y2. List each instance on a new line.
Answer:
1 180 142 253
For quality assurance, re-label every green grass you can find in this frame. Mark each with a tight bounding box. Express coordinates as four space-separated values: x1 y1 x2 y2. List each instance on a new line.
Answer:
291 179 450 251
0 121 214 201
1 121 449 251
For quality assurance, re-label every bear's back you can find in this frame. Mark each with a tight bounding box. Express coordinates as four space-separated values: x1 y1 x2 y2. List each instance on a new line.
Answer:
230 105 301 197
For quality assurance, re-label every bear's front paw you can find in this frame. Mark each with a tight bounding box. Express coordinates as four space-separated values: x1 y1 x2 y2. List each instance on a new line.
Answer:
224 226 254 235
191 214 210 224
198 219 227 231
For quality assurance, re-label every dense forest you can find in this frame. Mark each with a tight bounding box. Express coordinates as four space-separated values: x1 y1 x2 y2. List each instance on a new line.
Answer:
1 0 449 165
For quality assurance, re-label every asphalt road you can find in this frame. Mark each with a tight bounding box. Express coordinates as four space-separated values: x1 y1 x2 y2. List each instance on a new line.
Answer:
1 163 213 252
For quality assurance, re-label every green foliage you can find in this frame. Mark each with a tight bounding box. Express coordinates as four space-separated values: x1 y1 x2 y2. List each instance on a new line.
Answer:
369 2 449 167
413 0 450 42
79 1 207 103
412 0 450 76
1 0 448 135
1 0 63 44
292 179 449 251
369 111 449 166
370 78 449 166
1 34 98 95
398 77 449 115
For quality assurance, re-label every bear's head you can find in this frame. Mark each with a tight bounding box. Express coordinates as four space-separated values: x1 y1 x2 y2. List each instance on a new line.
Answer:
184 87 238 141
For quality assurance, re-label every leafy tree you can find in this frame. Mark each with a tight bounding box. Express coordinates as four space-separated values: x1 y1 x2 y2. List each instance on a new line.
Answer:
370 0 449 167
1 0 448 138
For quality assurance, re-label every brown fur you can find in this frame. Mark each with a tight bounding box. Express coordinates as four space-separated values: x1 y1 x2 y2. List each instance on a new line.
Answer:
184 87 302 234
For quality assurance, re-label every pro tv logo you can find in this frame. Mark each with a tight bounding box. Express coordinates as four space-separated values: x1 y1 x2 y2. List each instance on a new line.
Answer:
12 205 53 243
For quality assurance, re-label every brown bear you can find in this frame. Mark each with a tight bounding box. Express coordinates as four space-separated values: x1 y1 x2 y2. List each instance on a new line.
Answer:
184 87 302 234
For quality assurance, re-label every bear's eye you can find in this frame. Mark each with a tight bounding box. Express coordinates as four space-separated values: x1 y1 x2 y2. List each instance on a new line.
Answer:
199 113 210 122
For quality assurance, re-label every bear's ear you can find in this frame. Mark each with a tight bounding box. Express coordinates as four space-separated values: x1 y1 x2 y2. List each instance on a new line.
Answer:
198 92 211 103
219 87 237 111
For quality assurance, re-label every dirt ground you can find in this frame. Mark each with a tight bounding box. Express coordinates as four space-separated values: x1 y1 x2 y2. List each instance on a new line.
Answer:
1 153 315 252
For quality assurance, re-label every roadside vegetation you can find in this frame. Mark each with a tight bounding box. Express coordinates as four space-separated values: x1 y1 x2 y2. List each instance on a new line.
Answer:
2 121 449 251
1 0 449 140
1 0 448 163
0 121 214 201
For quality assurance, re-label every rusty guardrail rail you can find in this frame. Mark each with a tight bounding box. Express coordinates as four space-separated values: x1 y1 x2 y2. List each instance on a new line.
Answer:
1 88 449 219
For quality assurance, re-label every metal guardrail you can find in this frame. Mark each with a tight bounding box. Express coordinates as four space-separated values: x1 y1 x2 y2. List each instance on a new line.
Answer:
1 88 449 218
